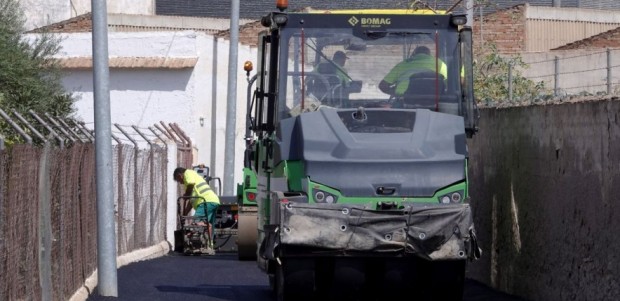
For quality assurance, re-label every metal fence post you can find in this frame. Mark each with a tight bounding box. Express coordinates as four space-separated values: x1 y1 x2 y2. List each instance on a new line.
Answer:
114 124 140 249
154 123 176 143
56 118 86 143
44 113 78 143
29 110 64 148
12 110 46 143
554 56 559 97
0 109 32 144
131 126 153 147
508 63 513 101
607 48 612 95
70 120 94 143
38 142 52 301
132 126 156 243
149 126 168 150
114 124 138 148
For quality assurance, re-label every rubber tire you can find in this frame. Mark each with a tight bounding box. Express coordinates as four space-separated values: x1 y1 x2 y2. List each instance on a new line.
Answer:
274 259 315 301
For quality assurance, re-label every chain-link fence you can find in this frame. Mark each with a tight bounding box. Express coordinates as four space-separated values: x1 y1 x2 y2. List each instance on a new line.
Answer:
0 111 190 300
496 49 620 103
523 49 620 96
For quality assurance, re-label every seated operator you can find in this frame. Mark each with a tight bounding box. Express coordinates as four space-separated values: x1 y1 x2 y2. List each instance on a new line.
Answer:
311 50 357 106
330 50 353 88
378 45 447 97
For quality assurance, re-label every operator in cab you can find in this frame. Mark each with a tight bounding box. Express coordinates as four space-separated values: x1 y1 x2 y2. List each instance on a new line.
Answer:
378 45 447 97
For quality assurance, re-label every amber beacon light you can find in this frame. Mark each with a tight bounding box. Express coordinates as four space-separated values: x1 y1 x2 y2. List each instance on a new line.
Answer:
276 0 288 11
243 61 253 76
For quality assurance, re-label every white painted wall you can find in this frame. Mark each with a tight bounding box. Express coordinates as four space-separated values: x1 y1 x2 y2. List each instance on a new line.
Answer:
21 0 71 30
33 30 257 190
20 0 154 30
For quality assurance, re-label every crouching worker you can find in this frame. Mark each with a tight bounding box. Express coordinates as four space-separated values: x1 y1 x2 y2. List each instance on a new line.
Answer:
173 167 220 251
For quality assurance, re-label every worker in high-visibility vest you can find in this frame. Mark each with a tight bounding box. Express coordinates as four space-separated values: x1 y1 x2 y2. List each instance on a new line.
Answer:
173 167 220 250
379 45 447 96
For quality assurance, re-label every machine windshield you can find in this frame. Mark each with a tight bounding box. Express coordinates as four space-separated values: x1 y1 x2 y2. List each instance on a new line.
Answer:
278 27 462 120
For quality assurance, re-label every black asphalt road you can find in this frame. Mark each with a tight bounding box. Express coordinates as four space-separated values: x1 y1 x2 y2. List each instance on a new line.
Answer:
86 252 529 301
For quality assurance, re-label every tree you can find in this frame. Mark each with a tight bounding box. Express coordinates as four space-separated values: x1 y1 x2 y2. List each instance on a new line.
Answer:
473 42 550 105
0 0 75 144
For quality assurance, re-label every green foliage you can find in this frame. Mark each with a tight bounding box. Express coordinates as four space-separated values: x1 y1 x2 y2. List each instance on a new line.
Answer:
473 43 550 104
0 0 76 144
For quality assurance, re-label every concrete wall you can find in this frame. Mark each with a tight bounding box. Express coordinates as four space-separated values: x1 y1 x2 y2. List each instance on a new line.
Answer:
37 31 257 188
466 98 620 300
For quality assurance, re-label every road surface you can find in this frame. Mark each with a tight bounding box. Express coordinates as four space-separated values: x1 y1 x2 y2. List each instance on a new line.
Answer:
86 252 529 301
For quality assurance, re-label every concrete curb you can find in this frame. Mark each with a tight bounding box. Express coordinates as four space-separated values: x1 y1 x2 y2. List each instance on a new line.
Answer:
69 241 171 301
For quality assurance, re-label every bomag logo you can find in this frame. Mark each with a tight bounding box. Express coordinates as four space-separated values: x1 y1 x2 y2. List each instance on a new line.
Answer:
348 16 358 26
361 18 391 25
350 17 391 28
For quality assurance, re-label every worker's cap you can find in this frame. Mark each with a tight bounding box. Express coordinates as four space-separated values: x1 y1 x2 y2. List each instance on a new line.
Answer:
333 51 348 60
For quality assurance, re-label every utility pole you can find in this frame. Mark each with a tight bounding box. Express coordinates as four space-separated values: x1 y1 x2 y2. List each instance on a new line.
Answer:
91 0 118 296
466 0 473 27
223 0 240 196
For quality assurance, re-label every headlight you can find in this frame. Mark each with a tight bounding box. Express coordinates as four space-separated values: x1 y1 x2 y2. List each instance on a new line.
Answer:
315 191 325 202
451 192 461 203
273 14 288 26
437 190 464 204
325 195 335 203
451 15 467 26
314 189 338 203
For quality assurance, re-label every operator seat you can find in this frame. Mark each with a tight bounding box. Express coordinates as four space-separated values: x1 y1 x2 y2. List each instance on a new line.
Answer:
402 71 445 109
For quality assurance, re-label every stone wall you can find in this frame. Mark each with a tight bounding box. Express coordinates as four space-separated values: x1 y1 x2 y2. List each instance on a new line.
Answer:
466 98 620 300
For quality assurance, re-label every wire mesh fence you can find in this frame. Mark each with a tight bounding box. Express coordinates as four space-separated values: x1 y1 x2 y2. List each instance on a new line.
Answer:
495 48 620 105
0 112 190 300
524 49 620 95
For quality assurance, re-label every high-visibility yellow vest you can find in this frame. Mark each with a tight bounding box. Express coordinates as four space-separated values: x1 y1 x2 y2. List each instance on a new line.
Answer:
183 169 220 209
383 54 447 96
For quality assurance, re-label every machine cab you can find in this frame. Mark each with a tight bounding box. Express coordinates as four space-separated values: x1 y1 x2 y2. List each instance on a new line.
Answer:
251 9 477 138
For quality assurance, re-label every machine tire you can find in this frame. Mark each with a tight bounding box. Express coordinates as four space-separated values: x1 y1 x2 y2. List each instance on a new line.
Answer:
274 259 315 301
237 211 258 260
426 259 466 301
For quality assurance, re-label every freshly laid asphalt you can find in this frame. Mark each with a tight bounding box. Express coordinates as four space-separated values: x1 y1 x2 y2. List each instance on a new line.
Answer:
86 251 530 301
86 252 269 301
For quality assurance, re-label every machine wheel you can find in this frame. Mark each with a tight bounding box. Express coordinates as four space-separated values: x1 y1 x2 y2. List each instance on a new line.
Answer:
429 260 466 301
411 259 466 301
237 211 258 260
274 259 315 301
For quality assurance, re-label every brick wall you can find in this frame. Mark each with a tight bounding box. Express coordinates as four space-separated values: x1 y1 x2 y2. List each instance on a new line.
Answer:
473 5 527 54
219 20 263 47
29 13 93 33
554 27 620 50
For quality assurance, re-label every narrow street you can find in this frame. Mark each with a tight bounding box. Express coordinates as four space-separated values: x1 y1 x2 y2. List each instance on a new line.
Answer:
86 252 529 301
